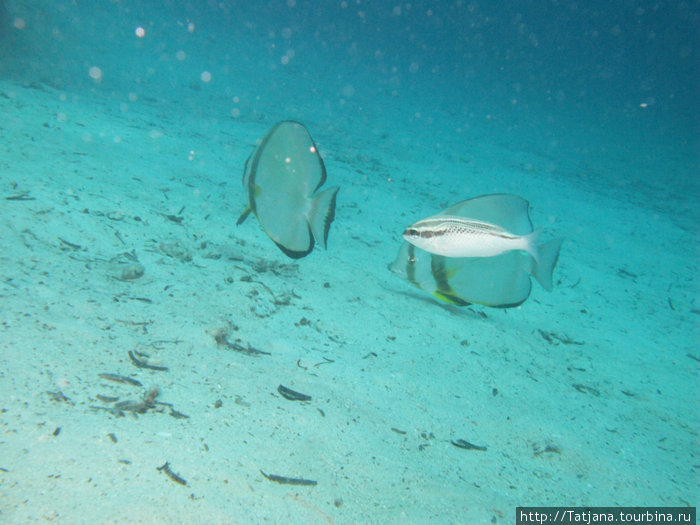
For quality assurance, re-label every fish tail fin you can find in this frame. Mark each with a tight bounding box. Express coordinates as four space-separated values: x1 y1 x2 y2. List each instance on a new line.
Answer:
532 237 564 291
308 186 339 249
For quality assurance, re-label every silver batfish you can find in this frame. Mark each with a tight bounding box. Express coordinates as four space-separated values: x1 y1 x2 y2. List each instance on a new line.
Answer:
237 121 339 259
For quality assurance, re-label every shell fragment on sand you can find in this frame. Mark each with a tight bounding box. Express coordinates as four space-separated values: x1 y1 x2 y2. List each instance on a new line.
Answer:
237 121 339 259
391 194 563 308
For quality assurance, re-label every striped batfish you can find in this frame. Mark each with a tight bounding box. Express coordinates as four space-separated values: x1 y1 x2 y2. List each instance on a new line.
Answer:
390 194 563 308
237 121 339 259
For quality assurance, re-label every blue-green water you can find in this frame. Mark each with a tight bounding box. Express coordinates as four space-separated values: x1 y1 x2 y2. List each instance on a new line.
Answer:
0 1 697 523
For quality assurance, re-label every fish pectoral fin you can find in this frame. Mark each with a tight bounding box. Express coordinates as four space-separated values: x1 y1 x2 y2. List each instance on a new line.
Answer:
236 206 252 226
307 186 339 249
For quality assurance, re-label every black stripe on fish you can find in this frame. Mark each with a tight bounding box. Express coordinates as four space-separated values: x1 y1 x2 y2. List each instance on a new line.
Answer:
430 255 470 305
410 218 515 240
403 227 451 239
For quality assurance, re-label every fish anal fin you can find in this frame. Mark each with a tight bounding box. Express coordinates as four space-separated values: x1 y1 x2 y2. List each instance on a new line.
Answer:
274 232 314 259
308 186 339 249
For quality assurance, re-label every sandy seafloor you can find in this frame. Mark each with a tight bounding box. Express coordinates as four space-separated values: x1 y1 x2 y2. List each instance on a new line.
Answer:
0 1 698 524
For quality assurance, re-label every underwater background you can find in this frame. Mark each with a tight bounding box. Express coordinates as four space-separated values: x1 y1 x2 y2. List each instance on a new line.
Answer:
0 1 697 523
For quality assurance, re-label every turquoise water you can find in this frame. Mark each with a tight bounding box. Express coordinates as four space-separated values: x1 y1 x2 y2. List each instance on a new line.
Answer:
0 1 697 523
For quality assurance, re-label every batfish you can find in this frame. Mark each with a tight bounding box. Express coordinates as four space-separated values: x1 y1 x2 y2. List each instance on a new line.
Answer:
390 194 563 308
237 121 339 259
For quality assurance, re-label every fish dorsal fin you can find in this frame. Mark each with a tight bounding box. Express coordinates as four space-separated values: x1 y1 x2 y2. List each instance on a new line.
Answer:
438 194 533 235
